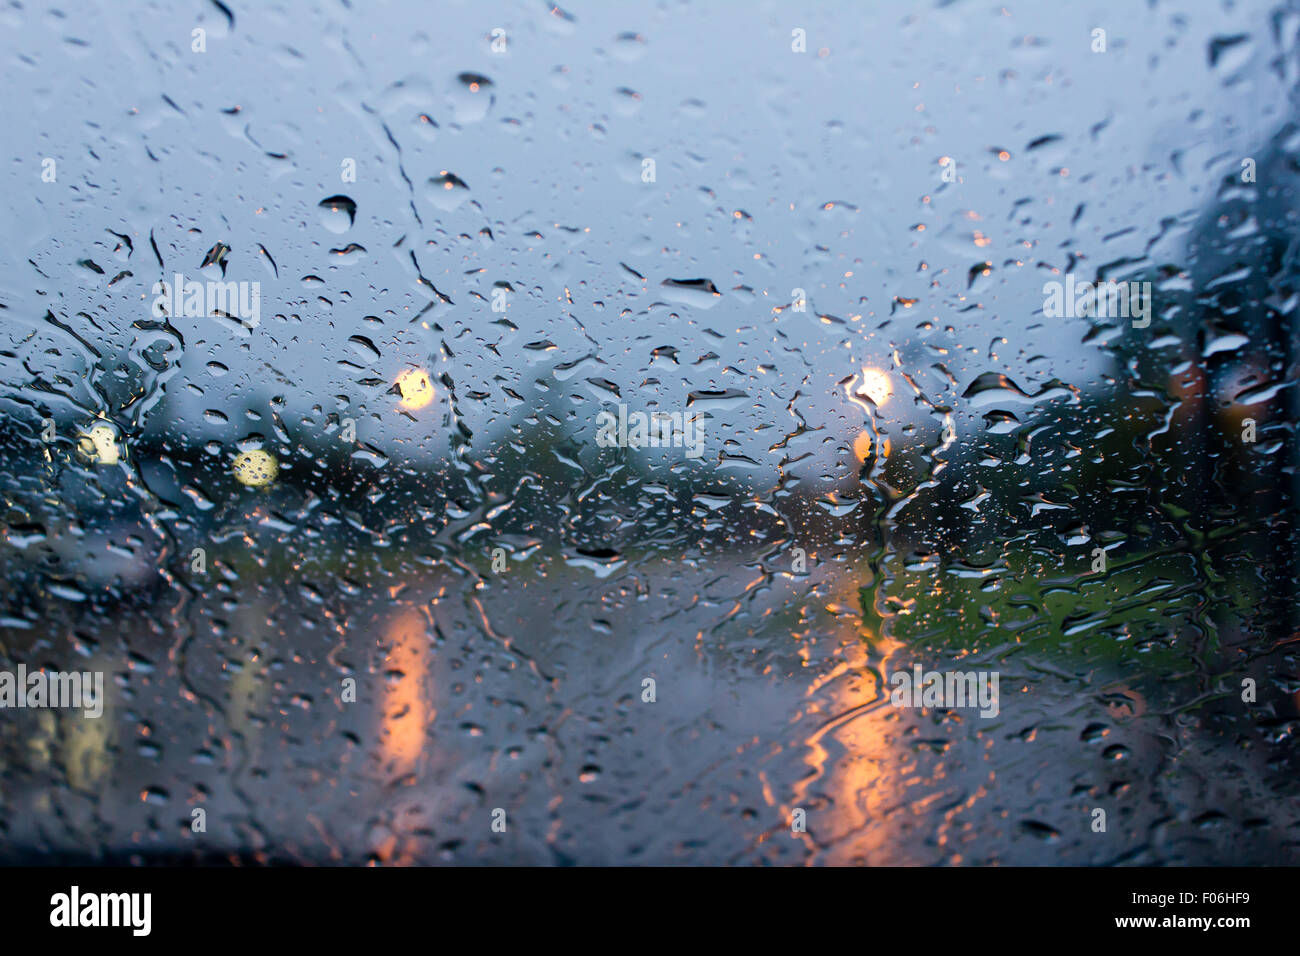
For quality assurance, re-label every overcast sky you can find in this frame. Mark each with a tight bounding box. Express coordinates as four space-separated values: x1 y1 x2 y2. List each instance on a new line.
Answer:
1 0 1290 492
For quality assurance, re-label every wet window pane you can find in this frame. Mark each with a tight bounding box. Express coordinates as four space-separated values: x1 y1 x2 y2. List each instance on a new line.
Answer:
1 0 1297 865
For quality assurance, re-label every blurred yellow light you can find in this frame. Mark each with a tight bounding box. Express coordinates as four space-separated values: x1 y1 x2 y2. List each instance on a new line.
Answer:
858 367 893 406
78 424 120 465
396 368 435 409
233 450 278 487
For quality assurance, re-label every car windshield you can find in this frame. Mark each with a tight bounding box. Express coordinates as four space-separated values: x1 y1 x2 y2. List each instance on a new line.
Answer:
1 0 1297 865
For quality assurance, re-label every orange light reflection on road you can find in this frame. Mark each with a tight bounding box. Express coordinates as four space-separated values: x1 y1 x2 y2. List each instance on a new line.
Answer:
379 608 433 778
782 570 909 864
373 607 434 865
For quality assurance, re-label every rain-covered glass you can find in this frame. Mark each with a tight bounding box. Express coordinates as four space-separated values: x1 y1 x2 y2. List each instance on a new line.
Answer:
1 0 1297 865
